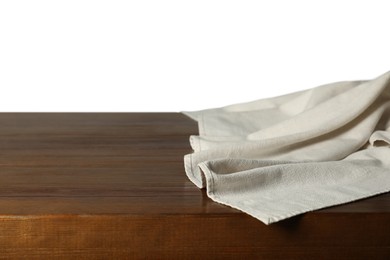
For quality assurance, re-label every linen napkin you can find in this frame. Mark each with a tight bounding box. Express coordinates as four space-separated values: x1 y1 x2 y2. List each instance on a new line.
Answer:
183 71 390 225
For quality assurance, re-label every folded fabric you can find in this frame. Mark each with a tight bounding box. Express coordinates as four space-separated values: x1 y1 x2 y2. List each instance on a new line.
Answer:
182 71 390 225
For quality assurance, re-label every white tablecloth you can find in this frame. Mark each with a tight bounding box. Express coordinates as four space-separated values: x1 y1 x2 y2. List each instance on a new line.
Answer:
183 71 390 224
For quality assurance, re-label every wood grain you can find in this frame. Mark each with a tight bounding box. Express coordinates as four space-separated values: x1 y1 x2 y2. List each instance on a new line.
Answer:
0 113 389 259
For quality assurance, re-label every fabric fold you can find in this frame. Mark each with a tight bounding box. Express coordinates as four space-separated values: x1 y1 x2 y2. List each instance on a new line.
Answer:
183 71 390 225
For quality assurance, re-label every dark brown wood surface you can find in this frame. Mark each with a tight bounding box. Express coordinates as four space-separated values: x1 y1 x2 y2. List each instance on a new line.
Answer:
0 113 389 259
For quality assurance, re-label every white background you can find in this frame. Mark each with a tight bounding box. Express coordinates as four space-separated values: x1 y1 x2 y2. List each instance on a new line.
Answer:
0 0 389 112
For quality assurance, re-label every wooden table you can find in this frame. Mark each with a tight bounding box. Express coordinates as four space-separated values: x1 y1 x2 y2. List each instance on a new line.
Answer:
0 113 389 259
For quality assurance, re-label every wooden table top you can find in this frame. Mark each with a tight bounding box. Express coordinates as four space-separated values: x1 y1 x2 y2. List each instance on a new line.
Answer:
0 113 389 259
